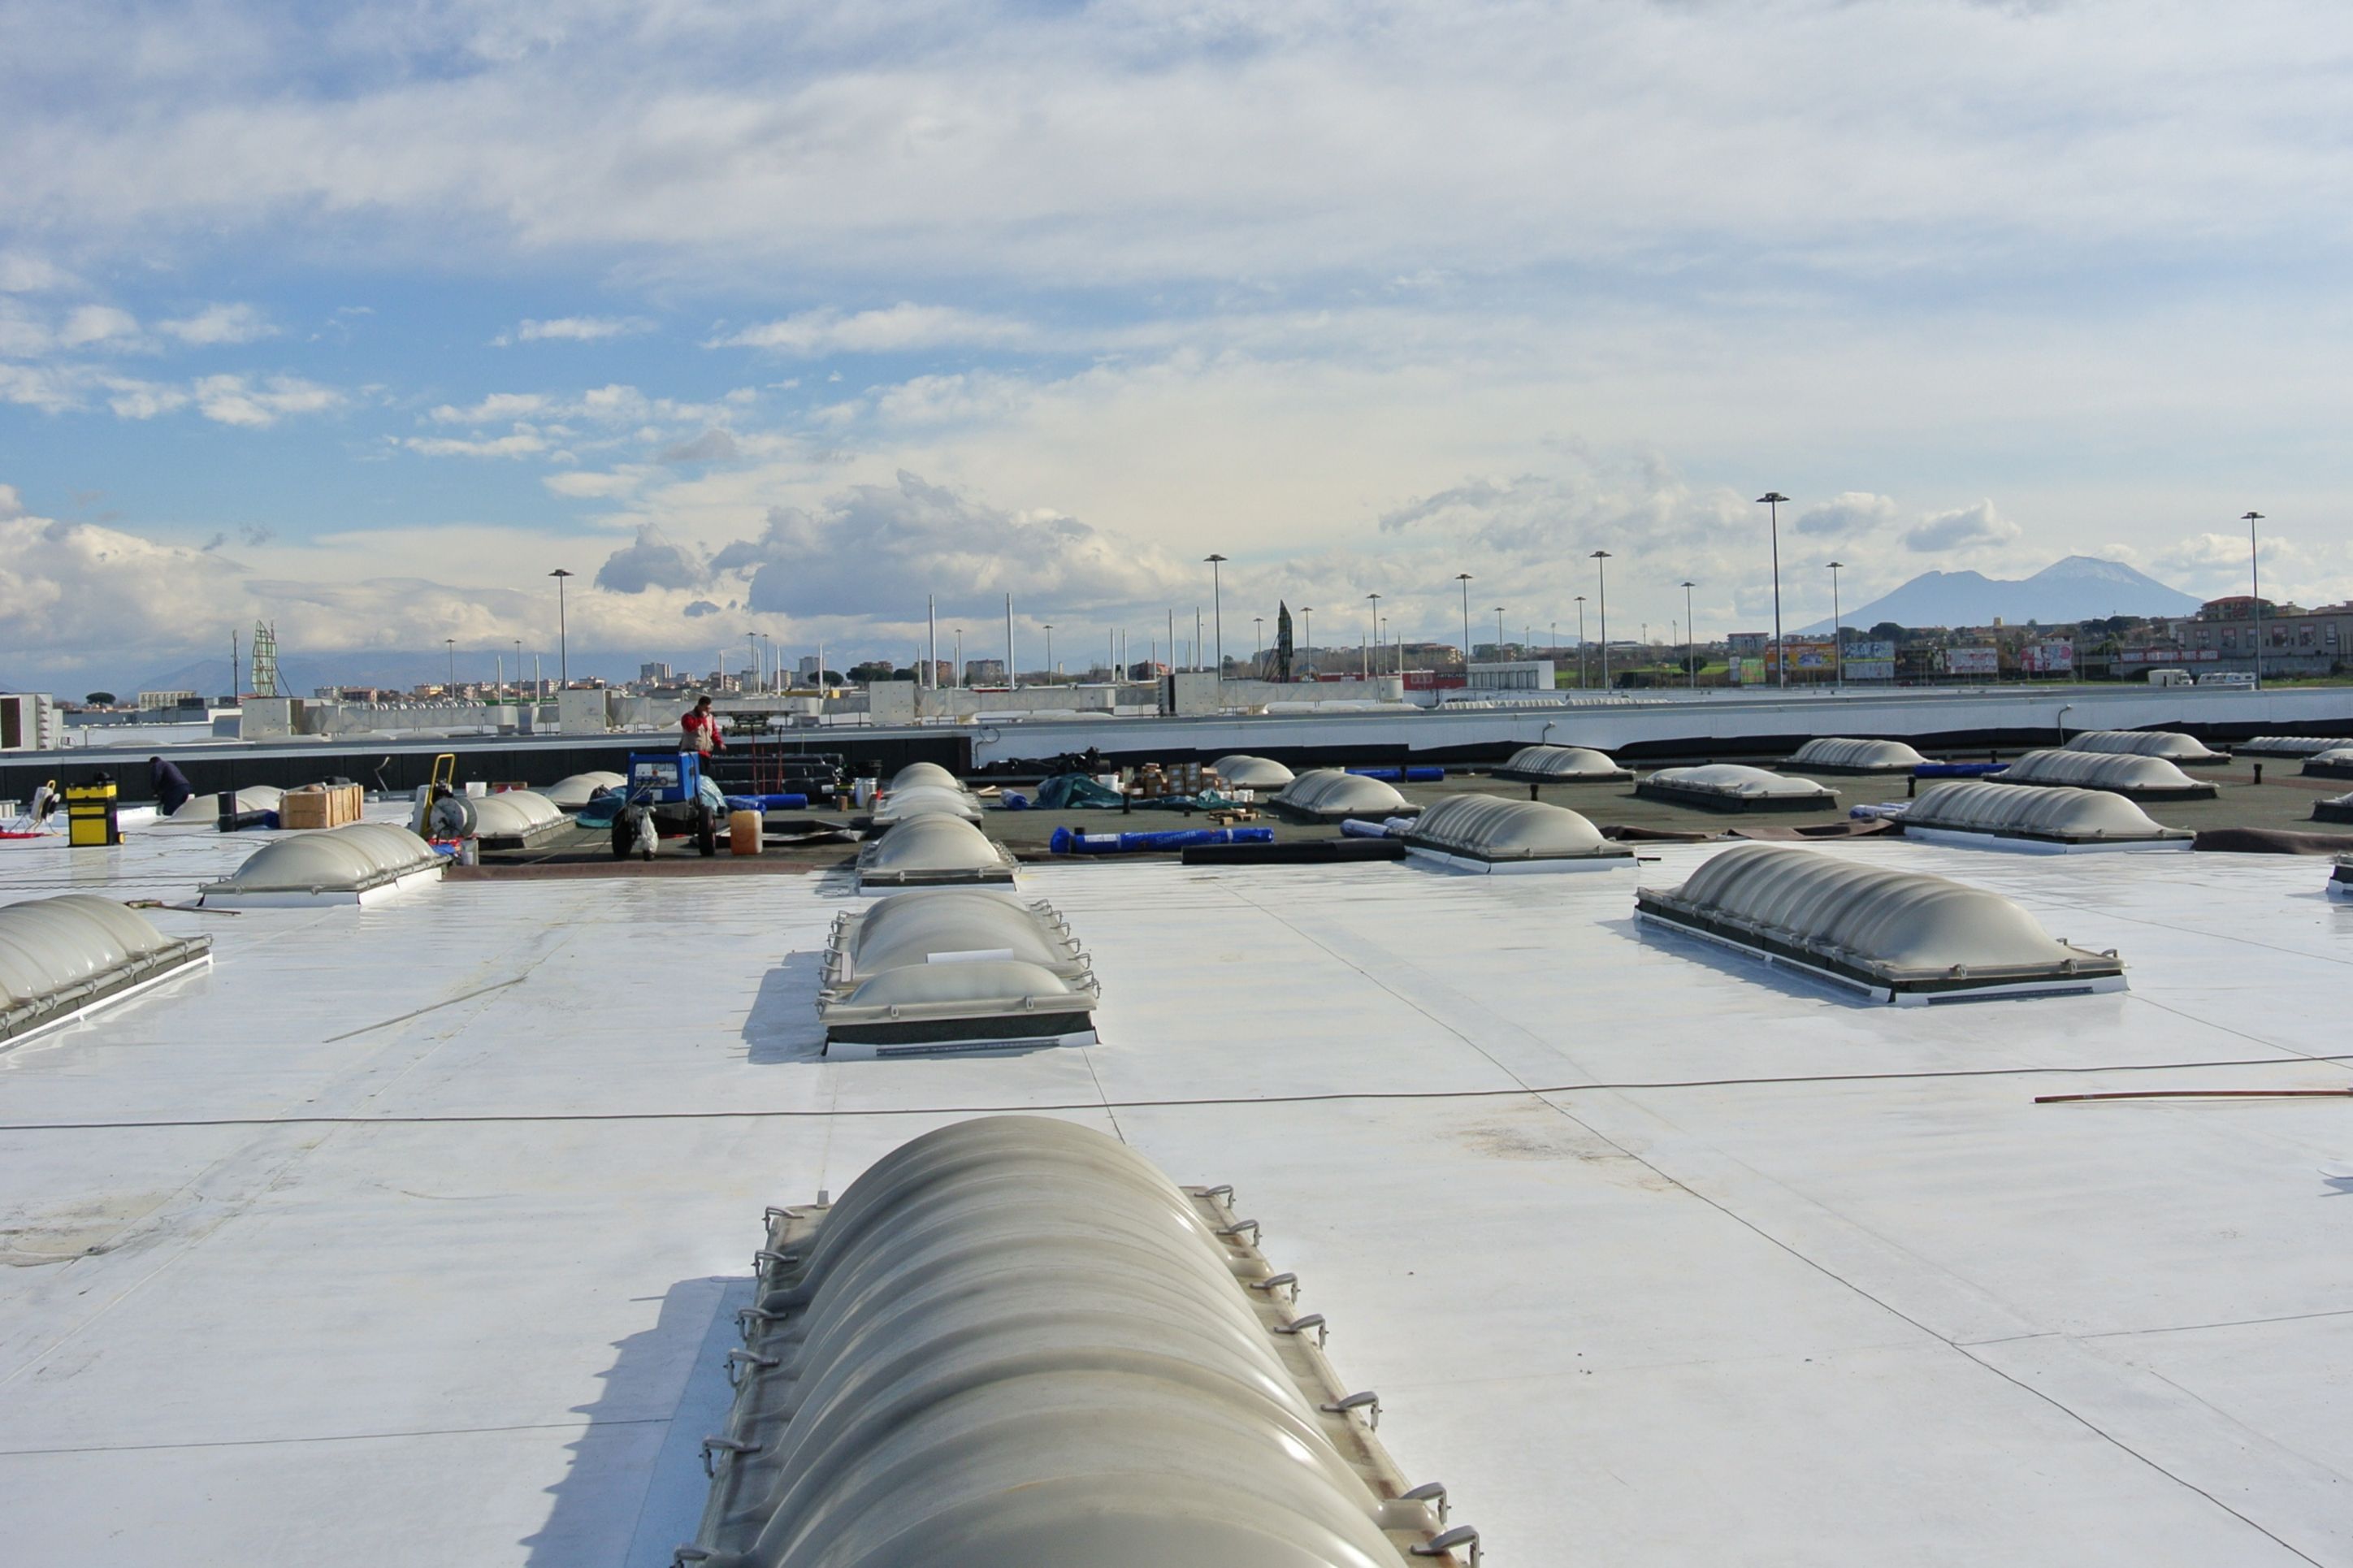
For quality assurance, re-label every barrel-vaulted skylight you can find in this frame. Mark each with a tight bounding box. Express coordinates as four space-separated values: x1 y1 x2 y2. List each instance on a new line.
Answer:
0 895 212 1045
855 813 1017 889
199 822 446 907
1902 781 2190 852
1402 794 1633 873
818 890 1096 1055
1272 769 1419 821
1491 744 1631 782
1993 750 2216 800
2061 730 2222 765
1636 764 1839 812
1785 737 1929 773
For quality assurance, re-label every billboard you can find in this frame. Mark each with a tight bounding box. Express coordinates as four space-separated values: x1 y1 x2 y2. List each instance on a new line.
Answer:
1734 657 1767 685
2117 647 2221 665
2019 642 2074 674
1727 632 1768 656
1846 639 1896 661
1944 647 2000 676
1844 660 1896 682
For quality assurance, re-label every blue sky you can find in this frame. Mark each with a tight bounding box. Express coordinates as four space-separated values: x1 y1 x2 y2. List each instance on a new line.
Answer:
4 0 2351 690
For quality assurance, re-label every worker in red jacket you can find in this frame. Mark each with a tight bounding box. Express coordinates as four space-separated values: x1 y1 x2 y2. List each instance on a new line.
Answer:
682 695 726 756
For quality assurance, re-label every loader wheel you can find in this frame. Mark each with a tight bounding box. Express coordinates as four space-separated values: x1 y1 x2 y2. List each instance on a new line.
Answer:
696 803 718 856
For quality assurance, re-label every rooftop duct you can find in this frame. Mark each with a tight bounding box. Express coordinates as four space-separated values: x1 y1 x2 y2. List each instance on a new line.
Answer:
889 761 960 793
820 893 1095 1054
1491 744 1631 783
1211 754 1296 788
855 814 1017 889
825 888 1089 989
1991 750 2217 800
542 771 626 810
871 782 984 825
171 785 284 822
1402 795 1634 873
198 823 447 907
2302 748 2353 782
1271 769 1420 822
1902 782 2191 852
1783 738 1929 774
1636 844 2126 1003
1636 765 1839 812
2061 730 2224 765
2238 735 2353 757
0 895 213 1045
685 1116 1471 1568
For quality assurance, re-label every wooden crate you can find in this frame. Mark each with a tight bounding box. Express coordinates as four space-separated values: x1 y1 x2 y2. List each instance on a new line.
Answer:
280 782 363 830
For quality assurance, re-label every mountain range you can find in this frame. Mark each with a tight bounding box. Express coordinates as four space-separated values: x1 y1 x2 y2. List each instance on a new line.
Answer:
1797 556 2204 634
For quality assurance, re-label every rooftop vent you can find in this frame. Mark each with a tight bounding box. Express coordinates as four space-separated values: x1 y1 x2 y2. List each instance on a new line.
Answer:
1784 738 1928 774
0 895 213 1045
855 813 1017 889
1992 750 2216 800
870 782 983 826
2303 748 2353 782
1636 764 1838 812
2061 730 2223 765
1636 844 2125 1003
1211 753 1296 788
170 785 284 822
1903 782 2190 852
1271 769 1420 822
826 888 1089 988
820 891 1095 1055
198 823 446 907
889 760 960 793
2238 735 2353 758
1402 795 1633 873
686 1116 1470 1568
542 771 626 810
1491 744 1630 783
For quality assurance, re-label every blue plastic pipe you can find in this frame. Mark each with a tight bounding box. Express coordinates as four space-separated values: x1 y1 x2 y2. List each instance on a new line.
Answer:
1050 825 1275 855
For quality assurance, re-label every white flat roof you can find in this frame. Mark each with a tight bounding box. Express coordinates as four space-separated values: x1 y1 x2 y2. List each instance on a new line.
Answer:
1 811 2347 1565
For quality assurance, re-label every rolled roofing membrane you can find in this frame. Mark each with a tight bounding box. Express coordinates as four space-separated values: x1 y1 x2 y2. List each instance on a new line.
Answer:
1402 794 1633 873
541 771 625 809
870 782 983 825
1992 749 2217 799
1211 753 1296 788
170 785 284 822
1636 844 2125 1004
1272 769 1419 821
0 895 213 1045
1783 737 1928 774
820 890 1096 1055
854 813 1016 889
1902 781 2191 853
1636 764 1838 812
2061 729 2224 765
199 823 446 907
687 1117 1466 1568
1491 743 1630 782
2238 734 2353 757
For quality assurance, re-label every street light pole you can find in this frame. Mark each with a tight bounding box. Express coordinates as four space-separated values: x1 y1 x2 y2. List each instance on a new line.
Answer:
548 568 573 691
1365 592 1381 679
1494 606 1506 656
1043 624 1054 683
1301 607 1313 676
1205 555 1227 683
2243 511 2266 691
1574 596 1587 688
513 639 521 697
1590 552 1612 688
1826 561 1845 692
445 638 455 692
1755 494 1788 689
1455 572 1474 668
1253 615 1263 674
1679 581 1696 691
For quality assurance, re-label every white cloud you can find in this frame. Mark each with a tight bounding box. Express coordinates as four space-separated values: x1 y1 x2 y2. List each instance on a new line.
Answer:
708 305 1028 357
1793 492 1903 540
59 304 139 347
542 467 644 498
496 315 655 344
400 422 548 457
102 378 191 418
0 253 76 293
158 302 275 345
1904 500 2021 553
193 373 341 427
594 524 707 592
430 392 550 423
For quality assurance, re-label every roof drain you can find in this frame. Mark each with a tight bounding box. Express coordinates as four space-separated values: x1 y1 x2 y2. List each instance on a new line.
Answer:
0 896 213 1046
681 1116 1477 1568
1636 844 2126 1004
1400 795 1634 874
1899 782 2192 853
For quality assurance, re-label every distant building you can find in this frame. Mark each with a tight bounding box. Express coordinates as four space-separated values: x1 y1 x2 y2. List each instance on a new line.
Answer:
136 690 199 710
797 655 823 678
638 661 672 683
963 658 1007 686
1467 660 1556 692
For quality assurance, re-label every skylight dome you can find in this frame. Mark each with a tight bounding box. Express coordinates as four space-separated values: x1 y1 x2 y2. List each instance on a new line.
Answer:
826 888 1088 987
1784 738 1928 774
1636 765 1838 812
1636 844 2125 1003
1902 782 2190 852
1402 795 1632 873
855 814 1017 888
870 782 983 825
1491 744 1630 782
1993 750 2216 800
198 823 446 906
1272 769 1418 821
541 771 626 809
170 785 284 821
2062 730 2222 765
1211 754 1296 788
0 895 212 1044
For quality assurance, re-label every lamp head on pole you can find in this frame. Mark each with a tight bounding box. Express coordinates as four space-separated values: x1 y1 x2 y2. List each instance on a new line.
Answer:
548 567 573 582
2242 511 2264 522
1826 560 1844 572
1454 572 1472 583
1755 492 1787 506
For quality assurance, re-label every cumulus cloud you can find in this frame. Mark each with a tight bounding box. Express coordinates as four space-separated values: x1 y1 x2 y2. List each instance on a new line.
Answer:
1794 492 1902 539
0 253 75 293
429 392 549 423
707 470 1182 618
683 599 722 617
595 524 708 593
59 304 139 348
496 315 656 345
657 427 738 464
158 302 275 345
193 373 340 427
708 305 1028 357
400 423 547 457
542 468 643 498
1904 500 2020 552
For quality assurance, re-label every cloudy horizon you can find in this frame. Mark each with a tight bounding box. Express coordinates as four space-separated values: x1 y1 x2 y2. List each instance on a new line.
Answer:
5 0 2347 691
